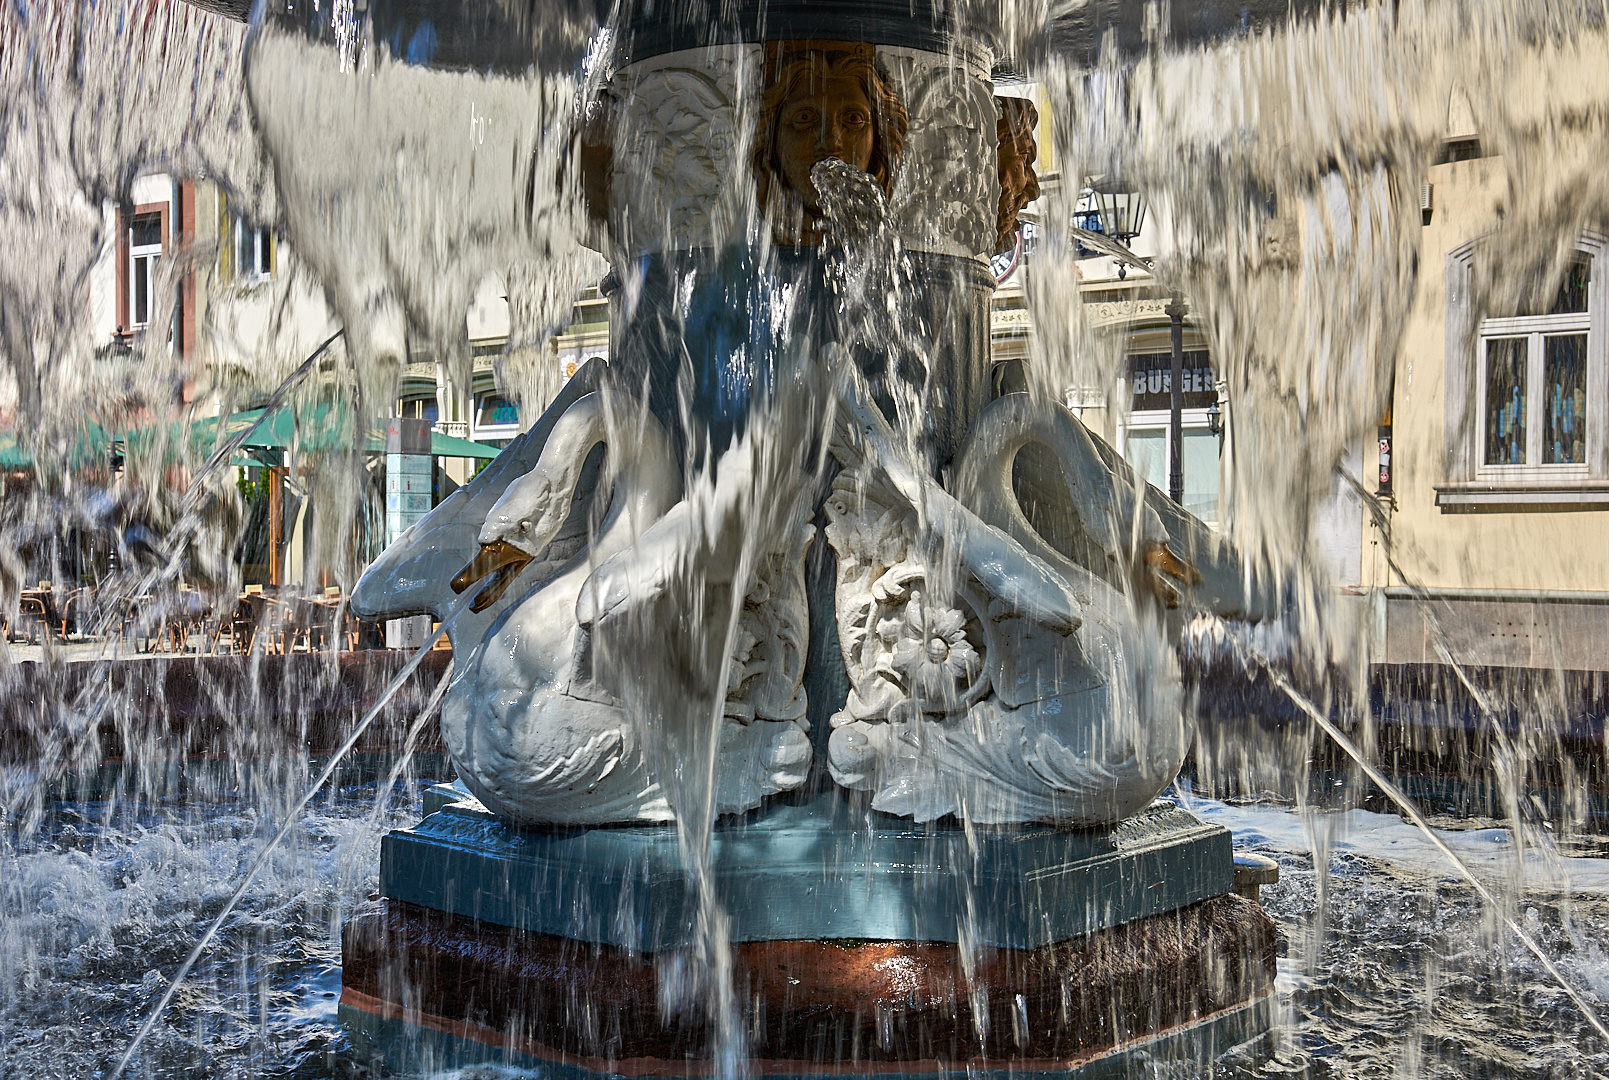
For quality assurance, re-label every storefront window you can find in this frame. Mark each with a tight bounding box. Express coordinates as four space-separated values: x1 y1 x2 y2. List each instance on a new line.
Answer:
1121 351 1221 524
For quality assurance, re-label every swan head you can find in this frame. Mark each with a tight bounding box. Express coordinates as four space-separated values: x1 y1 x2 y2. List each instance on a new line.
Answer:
450 471 564 612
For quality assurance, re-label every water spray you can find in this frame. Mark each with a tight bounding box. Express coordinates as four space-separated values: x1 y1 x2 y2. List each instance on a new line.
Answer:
106 605 460 1080
1237 644 1609 1043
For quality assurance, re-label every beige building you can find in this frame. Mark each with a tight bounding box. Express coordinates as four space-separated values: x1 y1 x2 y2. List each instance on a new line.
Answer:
998 57 1609 674
1365 149 1608 670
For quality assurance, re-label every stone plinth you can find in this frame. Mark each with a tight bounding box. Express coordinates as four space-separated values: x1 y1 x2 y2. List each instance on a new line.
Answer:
381 790 1236 951
342 790 1275 1075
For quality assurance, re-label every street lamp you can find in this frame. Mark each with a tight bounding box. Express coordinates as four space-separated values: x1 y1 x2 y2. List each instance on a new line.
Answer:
1085 176 1196 507
1089 176 1148 279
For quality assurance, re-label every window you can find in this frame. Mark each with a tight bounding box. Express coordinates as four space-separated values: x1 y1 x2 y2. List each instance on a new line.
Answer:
473 392 519 437
1442 234 1608 509
235 219 273 281
217 194 273 283
1477 258 1589 469
1120 351 1221 523
129 213 163 329
401 397 439 425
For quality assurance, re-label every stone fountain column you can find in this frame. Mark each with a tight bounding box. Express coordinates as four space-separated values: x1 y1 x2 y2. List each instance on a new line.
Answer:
587 16 1011 753
597 23 1000 472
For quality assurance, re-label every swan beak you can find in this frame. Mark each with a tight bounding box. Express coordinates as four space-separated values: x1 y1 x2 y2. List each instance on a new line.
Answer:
451 539 535 613
1142 540 1202 609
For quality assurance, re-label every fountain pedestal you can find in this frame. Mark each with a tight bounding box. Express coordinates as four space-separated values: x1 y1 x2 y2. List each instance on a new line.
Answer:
321 0 1282 1070
339 787 1276 1076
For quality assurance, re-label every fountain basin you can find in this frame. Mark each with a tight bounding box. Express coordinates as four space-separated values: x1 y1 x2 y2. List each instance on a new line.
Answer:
341 899 1274 1076
378 790 1234 950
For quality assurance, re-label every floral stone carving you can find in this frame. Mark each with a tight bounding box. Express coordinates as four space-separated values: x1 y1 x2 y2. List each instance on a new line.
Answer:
823 379 1194 826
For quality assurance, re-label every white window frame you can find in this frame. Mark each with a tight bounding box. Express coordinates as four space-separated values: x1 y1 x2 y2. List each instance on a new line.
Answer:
1473 316 1591 480
234 218 273 282
470 390 521 441
128 213 163 330
1441 231 1608 509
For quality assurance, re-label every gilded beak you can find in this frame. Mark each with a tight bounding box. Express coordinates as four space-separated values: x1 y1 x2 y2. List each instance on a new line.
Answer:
451 538 536 613
1142 540 1202 610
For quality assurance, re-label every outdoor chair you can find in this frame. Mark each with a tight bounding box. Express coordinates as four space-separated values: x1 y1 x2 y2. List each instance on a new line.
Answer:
243 593 293 655
229 595 257 654
281 594 330 653
9 595 48 644
21 595 48 643
59 588 96 641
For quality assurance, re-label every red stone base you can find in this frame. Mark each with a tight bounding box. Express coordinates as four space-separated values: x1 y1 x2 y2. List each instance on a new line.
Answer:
342 896 1276 1074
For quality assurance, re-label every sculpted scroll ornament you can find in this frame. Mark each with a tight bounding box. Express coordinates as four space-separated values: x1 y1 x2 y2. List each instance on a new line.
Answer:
723 514 814 725
886 63 1000 258
611 58 749 252
598 42 998 258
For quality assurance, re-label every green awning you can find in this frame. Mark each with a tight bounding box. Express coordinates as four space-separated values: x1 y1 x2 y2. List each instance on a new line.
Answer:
222 407 503 459
221 402 352 453
0 406 505 471
0 435 32 468
429 430 502 459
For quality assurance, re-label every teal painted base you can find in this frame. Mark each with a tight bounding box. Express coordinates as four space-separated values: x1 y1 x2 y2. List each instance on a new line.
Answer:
382 789 1235 950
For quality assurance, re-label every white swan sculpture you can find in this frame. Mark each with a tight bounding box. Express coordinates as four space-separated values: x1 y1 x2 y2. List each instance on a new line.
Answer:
820 378 1262 826
352 377 814 825
354 357 1265 828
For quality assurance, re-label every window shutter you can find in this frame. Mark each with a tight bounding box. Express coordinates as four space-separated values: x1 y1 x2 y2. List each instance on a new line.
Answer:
218 191 233 280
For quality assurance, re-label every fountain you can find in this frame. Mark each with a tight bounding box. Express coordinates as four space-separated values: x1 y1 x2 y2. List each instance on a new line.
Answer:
246 0 1293 1073
7 0 1609 1076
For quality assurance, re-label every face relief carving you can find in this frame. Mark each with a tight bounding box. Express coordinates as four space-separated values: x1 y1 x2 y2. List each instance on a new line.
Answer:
754 42 907 245
775 76 875 214
995 96 1041 252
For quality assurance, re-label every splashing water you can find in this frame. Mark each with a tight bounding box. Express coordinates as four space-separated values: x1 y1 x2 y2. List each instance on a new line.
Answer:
3 0 1609 1077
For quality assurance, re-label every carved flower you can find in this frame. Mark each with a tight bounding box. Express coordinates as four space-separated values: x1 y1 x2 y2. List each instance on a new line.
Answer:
888 593 980 707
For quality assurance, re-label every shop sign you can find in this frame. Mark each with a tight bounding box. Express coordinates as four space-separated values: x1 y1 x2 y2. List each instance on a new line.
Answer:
1128 350 1216 411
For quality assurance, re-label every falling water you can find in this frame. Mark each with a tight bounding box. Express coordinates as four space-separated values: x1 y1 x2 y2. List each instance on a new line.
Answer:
3 0 1609 1076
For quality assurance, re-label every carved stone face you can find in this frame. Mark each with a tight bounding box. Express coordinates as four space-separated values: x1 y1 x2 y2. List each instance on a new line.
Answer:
754 44 906 245
774 75 876 215
996 99 1042 251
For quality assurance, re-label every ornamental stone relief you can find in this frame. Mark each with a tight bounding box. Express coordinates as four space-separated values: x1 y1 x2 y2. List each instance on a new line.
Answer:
885 59 1001 258
608 49 752 255
594 41 1022 261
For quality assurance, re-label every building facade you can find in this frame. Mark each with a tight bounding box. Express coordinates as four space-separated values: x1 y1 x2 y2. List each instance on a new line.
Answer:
1364 119 1609 670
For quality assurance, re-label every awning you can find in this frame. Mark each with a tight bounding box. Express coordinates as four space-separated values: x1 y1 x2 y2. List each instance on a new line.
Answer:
222 407 503 459
0 406 505 471
0 435 32 469
427 429 503 459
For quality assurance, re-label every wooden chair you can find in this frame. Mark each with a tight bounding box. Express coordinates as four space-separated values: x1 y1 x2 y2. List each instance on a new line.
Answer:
343 613 385 651
229 595 256 654
238 592 285 654
15 595 48 644
59 588 95 640
282 594 325 653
